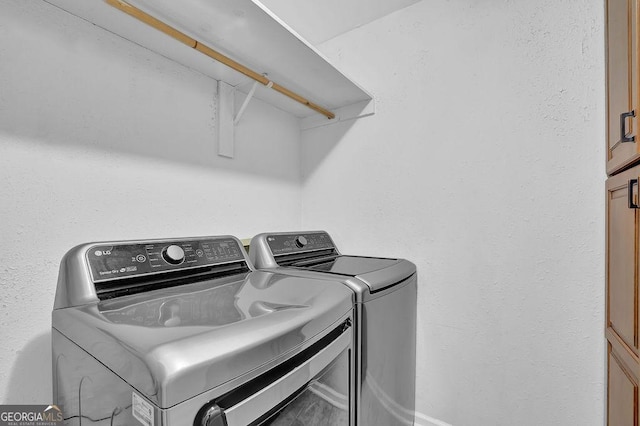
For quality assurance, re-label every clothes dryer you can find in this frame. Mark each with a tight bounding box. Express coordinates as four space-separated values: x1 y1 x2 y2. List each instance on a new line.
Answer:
249 231 417 426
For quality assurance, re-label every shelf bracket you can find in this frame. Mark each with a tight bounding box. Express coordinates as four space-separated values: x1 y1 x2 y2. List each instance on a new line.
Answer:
218 80 235 158
234 80 260 125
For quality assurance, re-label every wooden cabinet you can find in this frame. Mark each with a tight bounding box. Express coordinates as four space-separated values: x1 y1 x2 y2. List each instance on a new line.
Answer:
608 342 638 426
607 0 640 175
607 166 639 353
607 164 640 425
605 0 640 423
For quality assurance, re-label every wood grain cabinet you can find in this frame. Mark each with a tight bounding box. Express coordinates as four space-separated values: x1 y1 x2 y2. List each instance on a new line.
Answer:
606 0 640 422
608 343 638 426
607 0 640 175
607 164 640 425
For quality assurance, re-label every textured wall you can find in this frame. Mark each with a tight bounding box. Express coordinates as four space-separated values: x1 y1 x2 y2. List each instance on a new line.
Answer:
0 0 607 422
302 1 605 425
0 0 301 402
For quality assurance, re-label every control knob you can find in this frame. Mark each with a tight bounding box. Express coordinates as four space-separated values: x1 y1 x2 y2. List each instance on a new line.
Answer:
162 245 185 265
295 235 308 248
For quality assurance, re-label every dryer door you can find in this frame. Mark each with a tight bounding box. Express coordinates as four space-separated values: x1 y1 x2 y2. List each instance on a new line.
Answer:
195 318 353 426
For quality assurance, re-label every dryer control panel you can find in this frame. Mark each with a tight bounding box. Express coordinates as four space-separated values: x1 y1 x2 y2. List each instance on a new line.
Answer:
87 237 245 283
266 232 335 255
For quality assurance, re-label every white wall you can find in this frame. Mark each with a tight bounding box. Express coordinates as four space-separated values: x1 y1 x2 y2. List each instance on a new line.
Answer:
302 1 605 425
0 0 607 422
0 0 301 402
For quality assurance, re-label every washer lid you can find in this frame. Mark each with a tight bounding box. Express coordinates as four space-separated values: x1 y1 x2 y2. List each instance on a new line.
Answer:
292 255 416 292
249 232 417 292
296 255 399 275
52 271 352 408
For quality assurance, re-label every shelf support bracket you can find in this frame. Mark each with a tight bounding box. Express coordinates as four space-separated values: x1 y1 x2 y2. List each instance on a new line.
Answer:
234 81 260 125
218 80 235 158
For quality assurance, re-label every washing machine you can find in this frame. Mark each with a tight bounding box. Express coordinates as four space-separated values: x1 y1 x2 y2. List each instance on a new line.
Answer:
249 231 417 426
52 235 355 426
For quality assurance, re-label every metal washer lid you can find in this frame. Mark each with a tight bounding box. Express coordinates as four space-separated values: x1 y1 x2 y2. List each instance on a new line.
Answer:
52 270 353 408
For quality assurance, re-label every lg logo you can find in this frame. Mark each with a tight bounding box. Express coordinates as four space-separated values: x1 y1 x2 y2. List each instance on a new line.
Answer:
94 250 112 257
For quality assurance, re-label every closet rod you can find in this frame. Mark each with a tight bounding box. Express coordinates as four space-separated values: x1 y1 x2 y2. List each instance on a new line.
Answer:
105 0 335 120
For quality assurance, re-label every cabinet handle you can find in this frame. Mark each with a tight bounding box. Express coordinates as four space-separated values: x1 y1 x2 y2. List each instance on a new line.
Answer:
620 111 636 143
629 179 639 209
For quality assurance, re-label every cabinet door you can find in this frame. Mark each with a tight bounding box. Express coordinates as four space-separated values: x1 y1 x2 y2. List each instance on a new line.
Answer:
607 0 640 175
608 343 638 426
607 165 640 353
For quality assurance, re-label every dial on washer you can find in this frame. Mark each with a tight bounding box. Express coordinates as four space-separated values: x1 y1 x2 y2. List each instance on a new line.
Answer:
162 245 185 265
295 236 308 248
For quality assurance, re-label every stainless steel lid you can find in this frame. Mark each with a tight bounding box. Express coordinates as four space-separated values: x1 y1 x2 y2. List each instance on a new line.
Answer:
53 271 352 408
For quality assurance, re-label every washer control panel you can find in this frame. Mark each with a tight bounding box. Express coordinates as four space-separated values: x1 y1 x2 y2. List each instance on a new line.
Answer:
87 237 244 282
266 232 335 255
